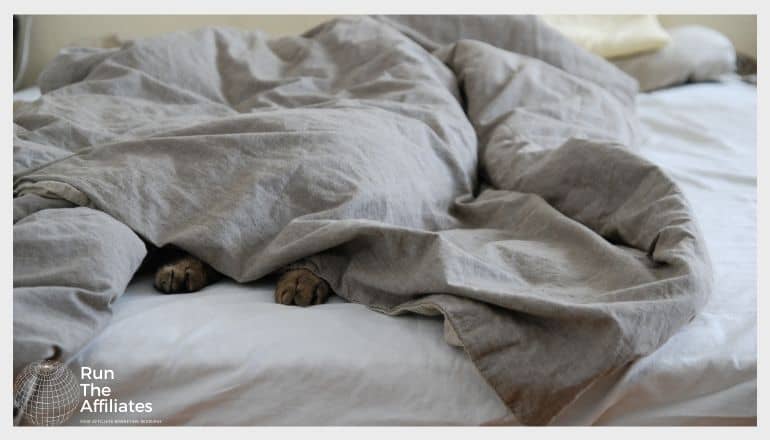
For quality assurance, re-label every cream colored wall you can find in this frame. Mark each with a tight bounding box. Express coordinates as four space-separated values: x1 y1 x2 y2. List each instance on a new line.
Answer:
659 15 756 57
18 15 756 89
20 15 337 88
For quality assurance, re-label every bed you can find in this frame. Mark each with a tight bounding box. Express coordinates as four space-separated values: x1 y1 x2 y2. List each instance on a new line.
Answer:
14 18 757 425
14 75 751 426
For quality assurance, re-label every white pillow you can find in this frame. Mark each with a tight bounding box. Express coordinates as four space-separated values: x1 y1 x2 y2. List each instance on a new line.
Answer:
611 26 737 92
539 15 671 58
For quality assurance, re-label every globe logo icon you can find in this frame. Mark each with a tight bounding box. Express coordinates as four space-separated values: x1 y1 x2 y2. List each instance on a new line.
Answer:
13 360 81 426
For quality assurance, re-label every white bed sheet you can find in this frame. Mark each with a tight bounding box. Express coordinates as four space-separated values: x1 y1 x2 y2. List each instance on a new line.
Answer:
13 86 41 102
68 79 757 426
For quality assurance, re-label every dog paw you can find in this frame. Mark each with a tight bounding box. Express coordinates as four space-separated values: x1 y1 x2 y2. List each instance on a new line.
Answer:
274 268 330 306
154 256 215 294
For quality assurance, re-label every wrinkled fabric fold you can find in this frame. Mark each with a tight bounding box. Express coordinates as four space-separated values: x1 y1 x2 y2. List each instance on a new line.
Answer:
13 207 146 373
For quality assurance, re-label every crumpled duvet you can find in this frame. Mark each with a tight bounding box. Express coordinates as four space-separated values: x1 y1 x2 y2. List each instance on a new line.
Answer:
13 15 712 425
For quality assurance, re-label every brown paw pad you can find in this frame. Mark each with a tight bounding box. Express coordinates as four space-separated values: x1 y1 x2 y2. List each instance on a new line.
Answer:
274 269 330 306
154 257 211 294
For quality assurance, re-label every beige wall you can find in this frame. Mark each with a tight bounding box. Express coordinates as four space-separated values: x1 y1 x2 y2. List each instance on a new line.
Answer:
659 15 756 57
20 15 336 89
17 15 756 89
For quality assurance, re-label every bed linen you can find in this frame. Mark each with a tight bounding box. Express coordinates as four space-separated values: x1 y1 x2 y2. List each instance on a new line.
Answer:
13 16 712 425
63 79 755 426
12 86 41 102
539 15 670 58
611 26 737 92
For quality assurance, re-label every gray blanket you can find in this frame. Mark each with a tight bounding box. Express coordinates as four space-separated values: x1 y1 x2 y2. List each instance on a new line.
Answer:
13 16 711 425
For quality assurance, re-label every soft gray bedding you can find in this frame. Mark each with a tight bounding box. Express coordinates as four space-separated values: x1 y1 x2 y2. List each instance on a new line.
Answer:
13 16 711 425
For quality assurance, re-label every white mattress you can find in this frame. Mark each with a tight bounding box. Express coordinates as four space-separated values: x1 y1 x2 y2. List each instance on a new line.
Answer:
69 79 757 425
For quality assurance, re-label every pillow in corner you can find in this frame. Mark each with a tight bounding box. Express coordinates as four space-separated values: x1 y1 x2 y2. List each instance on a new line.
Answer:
611 26 737 92
539 15 671 58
